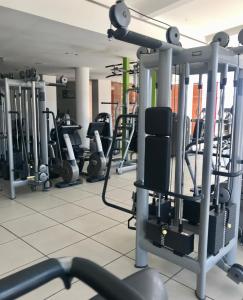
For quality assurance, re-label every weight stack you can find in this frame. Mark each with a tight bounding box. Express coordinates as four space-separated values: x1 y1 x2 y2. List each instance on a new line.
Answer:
208 209 225 256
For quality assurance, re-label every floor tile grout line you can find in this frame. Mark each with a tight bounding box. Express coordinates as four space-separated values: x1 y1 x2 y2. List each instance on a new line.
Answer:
170 277 215 300
1 207 93 240
0 256 48 278
0 223 49 257
11 198 133 257
0 210 37 225
0 237 18 247
51 190 99 202
90 232 137 257
9 200 95 236
1 222 59 239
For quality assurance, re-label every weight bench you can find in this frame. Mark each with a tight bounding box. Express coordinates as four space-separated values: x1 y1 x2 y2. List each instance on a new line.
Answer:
0 257 168 300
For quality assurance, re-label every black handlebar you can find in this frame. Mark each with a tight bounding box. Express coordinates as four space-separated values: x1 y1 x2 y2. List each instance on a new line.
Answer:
102 114 138 215
0 257 144 300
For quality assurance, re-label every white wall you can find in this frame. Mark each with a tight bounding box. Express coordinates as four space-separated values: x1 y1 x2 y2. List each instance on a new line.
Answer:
42 74 57 130
98 79 112 115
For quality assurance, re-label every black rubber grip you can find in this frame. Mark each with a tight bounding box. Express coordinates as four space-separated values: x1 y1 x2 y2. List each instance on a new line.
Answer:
71 257 143 300
0 259 65 300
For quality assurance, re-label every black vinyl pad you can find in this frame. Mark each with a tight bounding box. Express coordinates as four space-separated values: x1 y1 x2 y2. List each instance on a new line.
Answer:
145 107 172 136
144 136 171 193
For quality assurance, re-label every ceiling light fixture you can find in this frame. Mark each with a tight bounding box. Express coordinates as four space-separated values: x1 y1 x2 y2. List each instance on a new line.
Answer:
65 52 79 56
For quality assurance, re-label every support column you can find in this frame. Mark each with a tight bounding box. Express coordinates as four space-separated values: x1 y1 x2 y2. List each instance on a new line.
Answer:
135 62 151 268
157 49 172 107
226 68 243 265
122 57 130 156
196 42 219 300
75 67 90 148
151 70 157 107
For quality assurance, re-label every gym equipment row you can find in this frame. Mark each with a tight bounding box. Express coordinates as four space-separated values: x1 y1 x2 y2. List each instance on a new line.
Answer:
0 78 50 199
0 70 72 198
106 1 243 299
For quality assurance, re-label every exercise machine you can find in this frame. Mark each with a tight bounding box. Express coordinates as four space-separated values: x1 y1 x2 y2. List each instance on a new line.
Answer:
86 120 107 183
0 76 50 199
105 2 243 299
46 111 83 188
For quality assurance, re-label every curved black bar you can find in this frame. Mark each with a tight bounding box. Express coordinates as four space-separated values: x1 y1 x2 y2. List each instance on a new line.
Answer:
102 114 138 215
0 258 144 300
212 169 243 178
101 101 119 105
0 259 66 300
71 258 143 300
134 180 202 202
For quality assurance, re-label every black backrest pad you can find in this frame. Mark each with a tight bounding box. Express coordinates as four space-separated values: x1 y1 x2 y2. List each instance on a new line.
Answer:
145 107 172 136
144 136 171 193
144 107 172 193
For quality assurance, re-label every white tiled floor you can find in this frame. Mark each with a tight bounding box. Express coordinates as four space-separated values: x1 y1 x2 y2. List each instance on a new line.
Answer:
0 171 242 299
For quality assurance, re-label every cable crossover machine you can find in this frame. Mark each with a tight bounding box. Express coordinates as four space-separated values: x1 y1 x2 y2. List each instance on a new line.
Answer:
103 1 243 299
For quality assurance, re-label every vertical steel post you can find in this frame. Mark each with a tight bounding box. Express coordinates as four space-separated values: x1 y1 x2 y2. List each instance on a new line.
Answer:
4 79 15 199
151 70 157 107
135 62 151 268
196 42 219 300
157 49 172 107
174 65 186 225
25 89 30 155
122 57 130 157
31 81 39 180
38 82 49 188
226 68 243 265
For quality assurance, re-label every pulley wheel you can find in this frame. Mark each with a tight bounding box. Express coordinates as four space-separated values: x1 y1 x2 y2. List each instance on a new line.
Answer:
136 47 149 59
218 185 231 204
166 27 180 45
212 31 229 48
60 76 68 84
238 29 243 45
109 1 131 29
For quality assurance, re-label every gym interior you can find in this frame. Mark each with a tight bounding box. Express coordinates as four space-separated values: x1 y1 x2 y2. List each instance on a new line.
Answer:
0 1 243 299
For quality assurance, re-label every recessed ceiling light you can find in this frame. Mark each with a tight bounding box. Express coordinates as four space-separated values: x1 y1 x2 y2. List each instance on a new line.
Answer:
65 52 79 56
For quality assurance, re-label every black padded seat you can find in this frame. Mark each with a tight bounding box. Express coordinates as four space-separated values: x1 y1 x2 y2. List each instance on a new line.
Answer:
90 268 168 300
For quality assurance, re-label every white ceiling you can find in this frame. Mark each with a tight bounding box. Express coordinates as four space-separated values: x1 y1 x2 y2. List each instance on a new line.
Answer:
0 6 138 79
98 0 243 42
0 0 243 80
